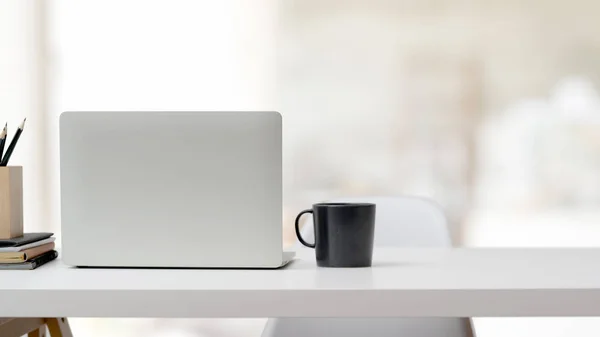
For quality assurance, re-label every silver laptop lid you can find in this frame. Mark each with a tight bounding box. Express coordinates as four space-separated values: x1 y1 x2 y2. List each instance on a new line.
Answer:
60 111 282 268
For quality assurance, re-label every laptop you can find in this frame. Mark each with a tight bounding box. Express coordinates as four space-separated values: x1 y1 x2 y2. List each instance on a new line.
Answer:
60 111 294 268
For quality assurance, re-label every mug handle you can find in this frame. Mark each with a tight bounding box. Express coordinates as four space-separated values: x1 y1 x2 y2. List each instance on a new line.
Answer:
295 209 315 248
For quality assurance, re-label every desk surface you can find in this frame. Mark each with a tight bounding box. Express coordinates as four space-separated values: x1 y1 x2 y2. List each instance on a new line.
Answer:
1 248 600 318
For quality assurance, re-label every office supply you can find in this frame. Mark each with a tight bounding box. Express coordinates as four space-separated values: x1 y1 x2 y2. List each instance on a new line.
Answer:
60 111 291 268
295 202 376 267
0 123 6 158
298 197 451 247
0 166 23 239
0 118 25 166
2 248 600 317
0 237 55 252
269 196 472 337
0 250 57 270
0 242 55 263
0 232 53 248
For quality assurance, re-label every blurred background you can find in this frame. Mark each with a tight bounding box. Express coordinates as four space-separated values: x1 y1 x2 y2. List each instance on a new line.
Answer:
4 0 600 336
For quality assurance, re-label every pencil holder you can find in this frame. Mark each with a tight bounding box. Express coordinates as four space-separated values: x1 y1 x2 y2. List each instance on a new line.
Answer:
0 166 23 239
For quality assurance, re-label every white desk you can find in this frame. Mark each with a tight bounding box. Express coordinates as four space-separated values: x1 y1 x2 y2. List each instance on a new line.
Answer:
1 248 600 318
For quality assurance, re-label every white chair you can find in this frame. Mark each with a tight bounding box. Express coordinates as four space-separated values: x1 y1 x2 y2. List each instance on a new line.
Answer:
262 196 475 337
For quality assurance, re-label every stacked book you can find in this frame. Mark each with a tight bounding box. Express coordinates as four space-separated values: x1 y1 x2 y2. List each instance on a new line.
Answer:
0 233 58 270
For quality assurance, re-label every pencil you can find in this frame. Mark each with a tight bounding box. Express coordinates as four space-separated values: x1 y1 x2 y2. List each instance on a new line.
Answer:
0 118 26 166
0 123 6 160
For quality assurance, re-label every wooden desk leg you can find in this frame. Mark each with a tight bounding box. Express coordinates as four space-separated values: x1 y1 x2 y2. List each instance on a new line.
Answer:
0 318 45 337
28 326 47 337
46 318 73 337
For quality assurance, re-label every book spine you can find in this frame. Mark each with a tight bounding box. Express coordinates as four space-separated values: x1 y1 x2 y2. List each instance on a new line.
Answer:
31 251 58 269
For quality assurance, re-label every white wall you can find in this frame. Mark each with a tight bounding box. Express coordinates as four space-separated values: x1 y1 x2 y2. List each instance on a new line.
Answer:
0 0 47 233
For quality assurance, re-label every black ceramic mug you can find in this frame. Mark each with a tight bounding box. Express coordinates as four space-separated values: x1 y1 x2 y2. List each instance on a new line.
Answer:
295 203 376 267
